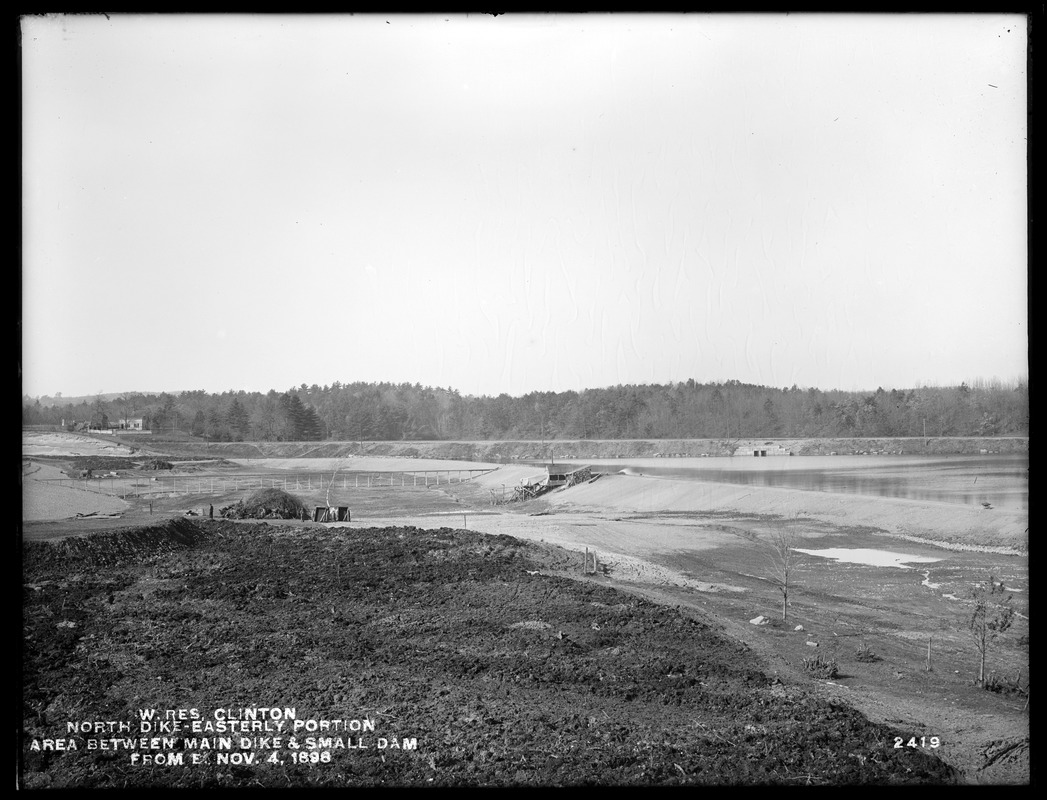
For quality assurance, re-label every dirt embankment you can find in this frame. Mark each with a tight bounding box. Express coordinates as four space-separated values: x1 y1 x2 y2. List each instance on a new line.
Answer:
140 437 1029 463
21 520 959 788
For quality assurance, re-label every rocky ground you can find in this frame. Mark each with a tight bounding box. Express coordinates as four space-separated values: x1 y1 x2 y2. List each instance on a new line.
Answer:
22 519 960 788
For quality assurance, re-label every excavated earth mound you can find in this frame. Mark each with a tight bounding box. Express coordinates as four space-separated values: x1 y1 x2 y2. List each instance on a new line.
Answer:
21 520 958 788
221 488 309 520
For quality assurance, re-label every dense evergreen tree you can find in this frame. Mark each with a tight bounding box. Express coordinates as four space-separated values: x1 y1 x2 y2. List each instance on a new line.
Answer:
299 405 323 441
227 397 251 440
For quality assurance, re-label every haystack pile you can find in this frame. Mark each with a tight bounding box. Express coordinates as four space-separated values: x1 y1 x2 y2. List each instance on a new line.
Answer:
221 488 309 520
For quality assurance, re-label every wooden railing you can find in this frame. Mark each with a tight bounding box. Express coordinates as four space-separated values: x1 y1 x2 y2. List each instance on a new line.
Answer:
34 469 497 498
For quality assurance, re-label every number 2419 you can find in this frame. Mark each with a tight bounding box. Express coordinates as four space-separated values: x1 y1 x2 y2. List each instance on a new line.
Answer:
894 736 940 749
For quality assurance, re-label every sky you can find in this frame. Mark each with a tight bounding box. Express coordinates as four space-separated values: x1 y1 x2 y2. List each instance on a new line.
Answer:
21 13 1028 400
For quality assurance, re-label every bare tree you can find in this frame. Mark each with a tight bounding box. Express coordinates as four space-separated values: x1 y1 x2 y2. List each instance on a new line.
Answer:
968 575 1015 687
766 527 799 624
325 469 341 510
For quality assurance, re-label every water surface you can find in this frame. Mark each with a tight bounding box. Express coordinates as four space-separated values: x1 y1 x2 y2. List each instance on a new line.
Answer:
542 454 1028 511
794 548 942 568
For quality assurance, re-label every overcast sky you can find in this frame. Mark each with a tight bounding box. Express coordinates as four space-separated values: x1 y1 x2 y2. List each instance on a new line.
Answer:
21 13 1028 399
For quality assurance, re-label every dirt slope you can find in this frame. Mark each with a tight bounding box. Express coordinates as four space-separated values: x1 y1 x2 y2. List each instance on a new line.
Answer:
21 520 958 788
131 436 1029 462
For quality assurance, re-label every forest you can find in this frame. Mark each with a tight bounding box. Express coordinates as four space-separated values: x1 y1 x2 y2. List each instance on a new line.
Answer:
22 378 1029 443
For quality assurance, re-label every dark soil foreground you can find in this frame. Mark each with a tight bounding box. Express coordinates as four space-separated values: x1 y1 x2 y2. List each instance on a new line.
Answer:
21 519 959 787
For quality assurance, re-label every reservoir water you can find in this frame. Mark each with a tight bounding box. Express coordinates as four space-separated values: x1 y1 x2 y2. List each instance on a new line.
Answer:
541 454 1028 512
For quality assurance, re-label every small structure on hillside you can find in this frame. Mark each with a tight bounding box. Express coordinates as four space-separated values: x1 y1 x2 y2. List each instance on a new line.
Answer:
497 464 595 504
545 463 593 487
739 443 792 457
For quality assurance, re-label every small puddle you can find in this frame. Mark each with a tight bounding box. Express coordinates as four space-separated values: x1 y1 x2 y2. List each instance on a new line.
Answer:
919 570 941 589
794 548 941 569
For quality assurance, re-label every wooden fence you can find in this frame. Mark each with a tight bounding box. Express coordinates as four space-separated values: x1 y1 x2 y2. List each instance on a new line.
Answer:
35 469 496 499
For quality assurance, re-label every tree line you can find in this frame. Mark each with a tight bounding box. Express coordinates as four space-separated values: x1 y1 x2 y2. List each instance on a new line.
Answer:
22 378 1029 442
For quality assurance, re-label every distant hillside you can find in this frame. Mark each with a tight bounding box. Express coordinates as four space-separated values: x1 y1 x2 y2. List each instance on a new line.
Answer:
25 392 167 408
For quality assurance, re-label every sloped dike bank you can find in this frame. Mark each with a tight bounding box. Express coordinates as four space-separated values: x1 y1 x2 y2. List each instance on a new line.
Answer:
23 517 212 571
22 519 957 787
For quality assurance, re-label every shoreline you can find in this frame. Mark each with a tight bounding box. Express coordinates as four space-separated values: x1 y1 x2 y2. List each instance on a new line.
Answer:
540 473 1028 552
22 452 1028 553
